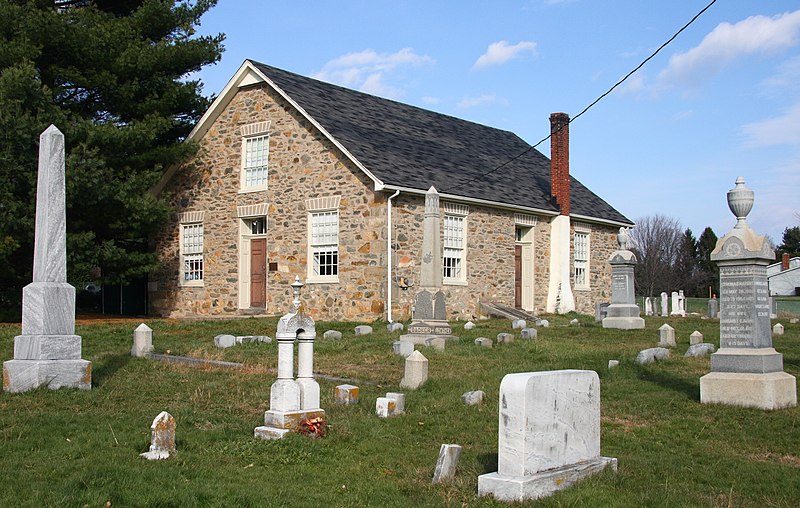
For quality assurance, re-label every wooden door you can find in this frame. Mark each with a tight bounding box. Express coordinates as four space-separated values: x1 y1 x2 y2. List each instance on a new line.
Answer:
514 245 522 308
250 238 266 308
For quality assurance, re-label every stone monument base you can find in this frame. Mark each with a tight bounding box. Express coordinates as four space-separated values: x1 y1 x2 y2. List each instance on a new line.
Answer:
602 316 645 330
254 408 325 440
399 320 457 348
3 359 91 393
700 371 797 410
478 456 618 502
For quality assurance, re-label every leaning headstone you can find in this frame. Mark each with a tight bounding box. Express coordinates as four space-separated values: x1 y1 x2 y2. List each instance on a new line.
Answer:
660 292 669 317
323 330 342 340
512 319 527 330
392 340 414 357
432 444 463 484
658 324 676 348
399 350 428 389
140 411 176 460
521 328 537 339
461 390 485 405
214 334 236 348
478 370 617 502
354 325 373 336
608 360 619 369
708 297 718 318
463 321 476 330
3 126 91 393
635 347 671 365
685 343 716 358
335 384 359 405
387 322 404 332
496 333 514 344
690 331 704 345
773 323 784 336
700 177 797 410
474 337 493 348
602 228 645 329
132 323 154 357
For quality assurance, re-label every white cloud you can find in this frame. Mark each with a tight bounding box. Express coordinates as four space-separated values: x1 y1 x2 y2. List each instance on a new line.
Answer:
657 10 800 87
741 101 800 147
458 94 497 108
312 48 435 99
760 55 800 93
473 40 537 69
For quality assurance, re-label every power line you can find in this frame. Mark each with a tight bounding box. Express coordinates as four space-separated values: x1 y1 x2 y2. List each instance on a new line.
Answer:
442 0 718 193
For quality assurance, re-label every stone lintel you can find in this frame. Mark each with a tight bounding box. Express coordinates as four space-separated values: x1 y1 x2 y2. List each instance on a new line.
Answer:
14 334 81 360
710 348 784 374
3 359 91 393
700 371 797 409
478 456 618 502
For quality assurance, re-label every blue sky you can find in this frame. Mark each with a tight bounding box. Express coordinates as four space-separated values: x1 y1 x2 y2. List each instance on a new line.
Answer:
192 0 800 245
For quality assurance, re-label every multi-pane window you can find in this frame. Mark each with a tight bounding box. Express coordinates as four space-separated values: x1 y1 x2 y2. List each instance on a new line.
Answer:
250 217 267 235
310 210 339 277
182 223 204 283
443 214 465 280
574 231 589 288
243 135 268 189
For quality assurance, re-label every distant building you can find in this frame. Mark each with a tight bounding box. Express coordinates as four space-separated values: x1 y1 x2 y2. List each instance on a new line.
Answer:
148 60 633 321
768 253 800 296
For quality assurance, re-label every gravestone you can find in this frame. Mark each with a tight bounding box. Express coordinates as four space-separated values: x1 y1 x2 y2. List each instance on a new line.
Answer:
432 444 462 484
708 297 718 318
644 297 653 316
496 333 514 344
678 290 687 315
660 292 669 317
602 228 645 329
690 331 704 345
685 343 715 358
376 392 405 417
700 177 797 409
773 323 784 336
354 325 373 336
399 187 456 346
478 370 617 502
463 321 476 330
400 350 428 389
608 360 619 369
461 390 485 405
670 291 686 316
474 337 493 348
132 323 154 357
512 319 527 329
214 334 236 348
521 328 537 339
4 126 91 393
387 322 404 332
140 411 176 460
635 347 670 365
658 324 676 348
595 302 610 322
392 340 414 357
335 384 359 405
255 277 325 440
323 330 342 340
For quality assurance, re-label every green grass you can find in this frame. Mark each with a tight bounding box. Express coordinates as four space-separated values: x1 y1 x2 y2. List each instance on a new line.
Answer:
1 314 799 507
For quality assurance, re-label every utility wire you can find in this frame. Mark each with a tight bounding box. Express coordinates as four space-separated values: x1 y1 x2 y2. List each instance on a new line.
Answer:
442 0 718 193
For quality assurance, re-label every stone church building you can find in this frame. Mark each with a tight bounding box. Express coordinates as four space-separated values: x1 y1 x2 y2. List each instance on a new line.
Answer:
149 60 633 321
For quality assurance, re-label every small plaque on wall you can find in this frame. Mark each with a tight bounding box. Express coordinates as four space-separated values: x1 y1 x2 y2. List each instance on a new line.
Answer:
268 262 278 272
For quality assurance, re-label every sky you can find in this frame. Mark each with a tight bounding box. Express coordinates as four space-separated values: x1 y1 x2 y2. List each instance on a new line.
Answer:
191 0 800 245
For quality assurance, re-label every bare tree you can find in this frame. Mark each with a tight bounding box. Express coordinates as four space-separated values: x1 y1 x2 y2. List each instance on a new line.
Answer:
628 215 684 297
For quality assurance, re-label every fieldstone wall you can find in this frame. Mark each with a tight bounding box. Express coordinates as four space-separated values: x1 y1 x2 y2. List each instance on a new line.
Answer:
572 223 617 315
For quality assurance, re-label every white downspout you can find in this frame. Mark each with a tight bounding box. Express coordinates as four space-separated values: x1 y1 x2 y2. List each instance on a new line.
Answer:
386 189 400 322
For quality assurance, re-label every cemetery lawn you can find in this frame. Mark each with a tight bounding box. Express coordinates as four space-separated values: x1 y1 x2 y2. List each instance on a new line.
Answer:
1 315 799 507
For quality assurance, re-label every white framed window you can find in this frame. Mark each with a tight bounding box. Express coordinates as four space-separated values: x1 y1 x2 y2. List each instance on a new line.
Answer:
306 196 341 283
181 222 204 286
239 121 271 192
443 213 466 283
574 230 589 289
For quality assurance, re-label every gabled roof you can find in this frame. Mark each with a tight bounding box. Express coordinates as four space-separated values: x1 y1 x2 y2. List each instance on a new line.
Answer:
173 60 632 226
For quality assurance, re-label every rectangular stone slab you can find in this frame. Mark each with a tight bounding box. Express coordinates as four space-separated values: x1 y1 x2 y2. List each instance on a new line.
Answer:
14 335 81 360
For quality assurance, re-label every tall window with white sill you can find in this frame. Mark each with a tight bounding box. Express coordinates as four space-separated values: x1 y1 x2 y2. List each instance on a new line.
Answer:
310 210 339 280
574 231 589 289
181 222 204 285
242 134 268 190
443 214 466 282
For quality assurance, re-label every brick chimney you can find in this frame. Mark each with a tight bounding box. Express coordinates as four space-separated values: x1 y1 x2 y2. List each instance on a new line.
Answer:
783 252 790 271
550 112 570 216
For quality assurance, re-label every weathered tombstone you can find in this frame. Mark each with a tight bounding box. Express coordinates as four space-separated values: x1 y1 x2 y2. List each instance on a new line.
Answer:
538 319 550 328
140 411 176 460
132 323 154 357
660 292 669 317
461 390 485 405
773 323 784 336
335 384 359 405
496 333 514 344
708 296 718 318
387 392 405 413
670 291 685 316
432 444 463 484
635 347 671 365
424 336 447 351
652 298 660 317
387 322 404 332
658 324 676 347
392 340 414 357
603 230 646 329
4 126 91 393
678 290 687 315
413 290 434 320
214 334 236 348
608 360 619 369
478 370 617 502
685 343 716 358
690 331 704 345
521 328 537 339
255 277 325 440
644 297 653 317
376 392 405 417
569 318 580 326
323 330 342 340
474 337 493 348
354 325 373 336
700 177 796 409
433 291 447 320
237 335 272 344
512 319 527 329
463 321 476 330
595 302 610 322
400 350 428 389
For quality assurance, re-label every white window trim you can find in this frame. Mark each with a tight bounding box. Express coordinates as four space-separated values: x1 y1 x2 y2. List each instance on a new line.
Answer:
443 203 468 285
179 212 205 287
306 196 341 284
574 224 590 291
239 121 271 193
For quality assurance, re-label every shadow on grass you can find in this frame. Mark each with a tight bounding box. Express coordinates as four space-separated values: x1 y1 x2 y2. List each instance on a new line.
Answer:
636 367 700 402
477 453 498 475
92 353 131 388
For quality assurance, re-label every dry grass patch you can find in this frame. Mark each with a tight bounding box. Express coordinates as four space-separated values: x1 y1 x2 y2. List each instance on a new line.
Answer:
749 451 800 468
601 415 651 433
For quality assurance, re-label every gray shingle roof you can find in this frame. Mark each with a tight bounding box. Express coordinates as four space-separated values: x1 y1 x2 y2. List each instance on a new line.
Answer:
250 60 632 225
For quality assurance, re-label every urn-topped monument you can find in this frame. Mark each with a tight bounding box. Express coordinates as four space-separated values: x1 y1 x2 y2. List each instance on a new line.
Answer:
700 177 796 409
602 227 645 329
